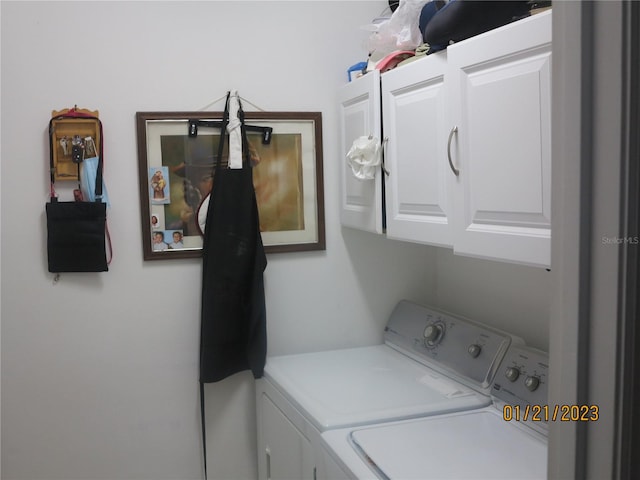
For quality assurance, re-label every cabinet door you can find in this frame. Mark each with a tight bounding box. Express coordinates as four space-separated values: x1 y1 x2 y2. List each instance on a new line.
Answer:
258 392 315 480
338 71 384 234
449 12 552 267
382 53 453 247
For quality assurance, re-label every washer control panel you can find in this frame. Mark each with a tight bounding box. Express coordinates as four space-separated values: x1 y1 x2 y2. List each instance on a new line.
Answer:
383 301 515 392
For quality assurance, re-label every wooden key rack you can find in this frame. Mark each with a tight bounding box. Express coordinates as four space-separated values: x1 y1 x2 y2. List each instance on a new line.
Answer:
50 107 101 181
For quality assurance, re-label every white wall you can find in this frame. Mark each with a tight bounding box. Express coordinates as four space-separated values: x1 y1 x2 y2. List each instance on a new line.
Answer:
0 2 438 479
1 2 552 479
434 249 551 350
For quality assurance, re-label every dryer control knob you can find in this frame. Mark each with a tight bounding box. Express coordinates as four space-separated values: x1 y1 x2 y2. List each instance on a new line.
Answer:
423 323 444 346
505 367 520 382
524 375 540 392
468 344 482 358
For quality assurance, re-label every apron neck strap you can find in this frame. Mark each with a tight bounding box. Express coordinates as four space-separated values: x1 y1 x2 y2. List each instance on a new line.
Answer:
215 93 231 171
215 91 251 171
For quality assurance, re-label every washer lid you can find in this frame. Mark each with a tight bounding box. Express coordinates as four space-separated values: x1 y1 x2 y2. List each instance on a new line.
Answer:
264 345 490 431
350 409 547 479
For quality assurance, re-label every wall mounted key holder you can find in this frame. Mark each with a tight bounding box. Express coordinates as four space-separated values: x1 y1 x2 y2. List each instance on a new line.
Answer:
50 107 101 181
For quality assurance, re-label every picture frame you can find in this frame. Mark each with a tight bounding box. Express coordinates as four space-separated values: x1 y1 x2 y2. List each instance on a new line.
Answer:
136 111 325 260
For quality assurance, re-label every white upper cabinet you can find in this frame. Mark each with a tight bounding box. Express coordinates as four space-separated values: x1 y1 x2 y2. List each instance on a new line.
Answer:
338 11 551 268
448 11 552 267
382 50 453 248
338 70 384 234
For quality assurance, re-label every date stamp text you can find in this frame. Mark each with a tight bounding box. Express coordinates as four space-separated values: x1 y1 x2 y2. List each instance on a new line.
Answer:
503 404 599 422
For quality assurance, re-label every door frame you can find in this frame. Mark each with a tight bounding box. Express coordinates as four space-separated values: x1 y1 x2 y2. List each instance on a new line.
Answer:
549 1 639 477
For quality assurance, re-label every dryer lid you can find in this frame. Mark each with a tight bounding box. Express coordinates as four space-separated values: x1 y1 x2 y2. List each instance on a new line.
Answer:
350 409 547 479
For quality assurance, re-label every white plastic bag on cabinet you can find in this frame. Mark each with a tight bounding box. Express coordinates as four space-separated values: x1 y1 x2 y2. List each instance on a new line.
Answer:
365 0 431 55
346 136 382 180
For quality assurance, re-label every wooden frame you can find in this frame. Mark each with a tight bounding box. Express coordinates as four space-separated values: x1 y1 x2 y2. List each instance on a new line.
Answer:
136 111 325 260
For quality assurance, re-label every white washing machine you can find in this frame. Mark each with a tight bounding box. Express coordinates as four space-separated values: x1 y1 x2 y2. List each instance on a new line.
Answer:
255 300 521 480
320 345 549 479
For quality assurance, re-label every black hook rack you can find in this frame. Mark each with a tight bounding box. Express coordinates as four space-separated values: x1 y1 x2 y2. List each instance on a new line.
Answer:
188 119 273 145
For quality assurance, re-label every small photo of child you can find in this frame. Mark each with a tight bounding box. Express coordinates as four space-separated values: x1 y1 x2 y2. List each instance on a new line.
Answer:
168 231 184 249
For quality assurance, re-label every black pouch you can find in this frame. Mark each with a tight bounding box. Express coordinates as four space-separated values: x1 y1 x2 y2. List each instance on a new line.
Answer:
46 200 108 272
46 112 109 273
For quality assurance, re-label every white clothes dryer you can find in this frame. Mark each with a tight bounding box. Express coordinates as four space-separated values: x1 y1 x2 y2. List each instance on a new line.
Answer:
320 345 549 479
255 300 521 480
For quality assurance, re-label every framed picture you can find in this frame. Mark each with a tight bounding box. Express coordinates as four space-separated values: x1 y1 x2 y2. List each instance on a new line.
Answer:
136 111 325 260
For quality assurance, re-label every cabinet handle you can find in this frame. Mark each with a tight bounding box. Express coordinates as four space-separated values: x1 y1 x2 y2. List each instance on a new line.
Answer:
266 446 271 480
381 137 390 176
447 126 460 176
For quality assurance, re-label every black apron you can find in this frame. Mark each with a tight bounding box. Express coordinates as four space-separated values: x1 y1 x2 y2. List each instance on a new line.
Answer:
199 97 267 383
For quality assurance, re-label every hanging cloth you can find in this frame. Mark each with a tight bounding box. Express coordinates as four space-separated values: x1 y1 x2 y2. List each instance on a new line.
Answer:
226 90 244 169
199 93 267 383
199 93 267 478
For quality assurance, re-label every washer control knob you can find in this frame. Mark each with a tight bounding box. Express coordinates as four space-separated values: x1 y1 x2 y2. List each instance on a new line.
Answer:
423 323 444 346
467 344 482 358
505 367 520 382
524 375 540 392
